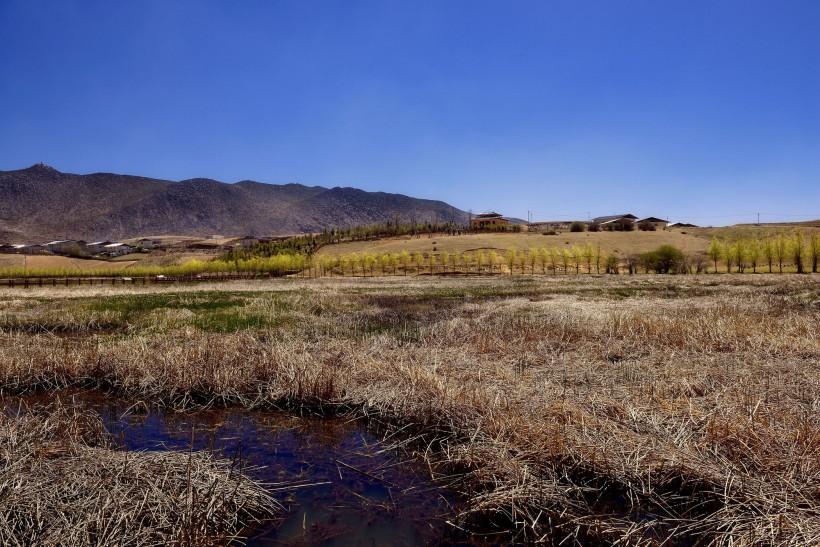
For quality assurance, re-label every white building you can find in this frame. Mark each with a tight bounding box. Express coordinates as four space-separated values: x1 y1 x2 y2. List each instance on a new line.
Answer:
138 238 161 249
103 243 134 256
87 241 113 255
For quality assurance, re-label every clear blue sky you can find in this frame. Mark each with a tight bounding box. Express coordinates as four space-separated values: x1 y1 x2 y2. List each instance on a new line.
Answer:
1 1 818 224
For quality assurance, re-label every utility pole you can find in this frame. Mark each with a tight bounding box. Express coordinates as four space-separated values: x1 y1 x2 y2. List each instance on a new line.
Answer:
757 212 760 225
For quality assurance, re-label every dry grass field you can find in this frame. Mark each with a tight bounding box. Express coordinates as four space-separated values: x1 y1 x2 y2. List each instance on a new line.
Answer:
0 274 818 544
0 255 24 269
317 229 711 259
0 255 137 271
111 250 218 267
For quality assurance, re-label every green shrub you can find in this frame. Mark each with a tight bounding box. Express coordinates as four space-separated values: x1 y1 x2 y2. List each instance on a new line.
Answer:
640 244 686 274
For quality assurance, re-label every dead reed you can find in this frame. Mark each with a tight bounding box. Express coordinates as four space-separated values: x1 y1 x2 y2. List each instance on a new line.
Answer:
0 274 818 544
0 400 278 546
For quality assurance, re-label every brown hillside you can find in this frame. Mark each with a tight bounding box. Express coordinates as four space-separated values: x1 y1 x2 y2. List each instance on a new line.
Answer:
0 164 467 242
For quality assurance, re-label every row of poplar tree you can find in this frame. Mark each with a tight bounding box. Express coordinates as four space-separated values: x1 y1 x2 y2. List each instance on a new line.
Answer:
706 229 820 273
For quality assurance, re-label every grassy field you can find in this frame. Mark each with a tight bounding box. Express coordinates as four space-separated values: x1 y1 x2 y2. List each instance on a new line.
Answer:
0 274 817 544
316 229 711 258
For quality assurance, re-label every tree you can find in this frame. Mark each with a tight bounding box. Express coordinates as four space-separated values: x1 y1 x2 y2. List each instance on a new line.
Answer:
379 253 390 276
731 239 747 273
65 243 88 258
774 233 787 273
594 243 603 274
449 250 460 274
639 251 656 274
462 252 474 274
707 237 723 273
810 232 820 273
747 238 761 273
440 250 450 274
486 250 497 274
605 255 619 274
413 251 424 275
790 229 805 274
581 242 594 273
762 238 774 273
569 221 586 232
400 251 411 275
476 250 486 274
561 248 571 274
724 243 734 274
570 245 581 274
626 254 639 275
643 245 685 274
505 248 517 275
363 253 376 276
549 247 559 274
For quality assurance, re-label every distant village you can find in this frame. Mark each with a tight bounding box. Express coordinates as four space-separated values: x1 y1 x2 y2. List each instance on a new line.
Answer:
0 235 288 257
470 212 697 231
1 213 697 258
0 238 161 257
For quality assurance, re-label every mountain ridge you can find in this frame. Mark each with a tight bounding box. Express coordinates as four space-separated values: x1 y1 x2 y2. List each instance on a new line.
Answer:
0 164 468 242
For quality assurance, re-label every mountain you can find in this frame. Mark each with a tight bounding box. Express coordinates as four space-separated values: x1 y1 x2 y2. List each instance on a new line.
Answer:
0 164 468 242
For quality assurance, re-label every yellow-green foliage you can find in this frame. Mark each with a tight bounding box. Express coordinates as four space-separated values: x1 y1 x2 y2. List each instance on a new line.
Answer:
708 227 815 273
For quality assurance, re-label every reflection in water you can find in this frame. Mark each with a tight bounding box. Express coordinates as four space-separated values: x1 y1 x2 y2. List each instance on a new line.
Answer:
5 389 464 546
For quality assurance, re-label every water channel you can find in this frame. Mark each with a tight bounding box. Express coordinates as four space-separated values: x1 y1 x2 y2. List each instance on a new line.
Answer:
4 389 479 546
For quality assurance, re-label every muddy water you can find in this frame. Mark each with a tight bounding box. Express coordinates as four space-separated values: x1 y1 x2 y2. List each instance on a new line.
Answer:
4 389 467 546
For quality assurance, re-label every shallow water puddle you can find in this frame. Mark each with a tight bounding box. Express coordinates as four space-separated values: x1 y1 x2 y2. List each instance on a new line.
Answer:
4 389 463 546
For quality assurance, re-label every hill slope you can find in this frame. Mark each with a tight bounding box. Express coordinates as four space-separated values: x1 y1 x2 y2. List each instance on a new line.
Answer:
0 164 467 242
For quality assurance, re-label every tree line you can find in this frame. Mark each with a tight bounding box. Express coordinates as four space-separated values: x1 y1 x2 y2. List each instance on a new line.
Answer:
706 228 820 273
4 229 818 280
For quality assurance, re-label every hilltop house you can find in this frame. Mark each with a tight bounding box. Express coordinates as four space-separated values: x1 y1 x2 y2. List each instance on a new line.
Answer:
636 217 668 229
12 244 46 254
138 238 161 249
238 236 272 249
470 212 510 229
103 243 134 256
592 214 638 231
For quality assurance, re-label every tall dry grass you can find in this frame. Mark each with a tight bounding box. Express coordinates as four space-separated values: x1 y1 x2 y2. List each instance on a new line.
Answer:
0 400 277 546
0 274 818 544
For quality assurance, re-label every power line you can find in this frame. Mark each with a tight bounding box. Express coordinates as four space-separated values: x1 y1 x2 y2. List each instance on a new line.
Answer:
525 211 591 218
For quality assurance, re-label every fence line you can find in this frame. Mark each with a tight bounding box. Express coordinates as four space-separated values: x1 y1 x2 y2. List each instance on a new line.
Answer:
0 272 284 289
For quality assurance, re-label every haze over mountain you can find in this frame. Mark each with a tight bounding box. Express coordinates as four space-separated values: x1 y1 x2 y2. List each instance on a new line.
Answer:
0 164 468 243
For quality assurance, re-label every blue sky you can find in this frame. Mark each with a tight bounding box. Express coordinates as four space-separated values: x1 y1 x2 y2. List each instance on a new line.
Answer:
1 1 818 224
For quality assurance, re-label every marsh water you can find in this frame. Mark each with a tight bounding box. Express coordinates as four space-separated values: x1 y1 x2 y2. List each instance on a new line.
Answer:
4 389 470 546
